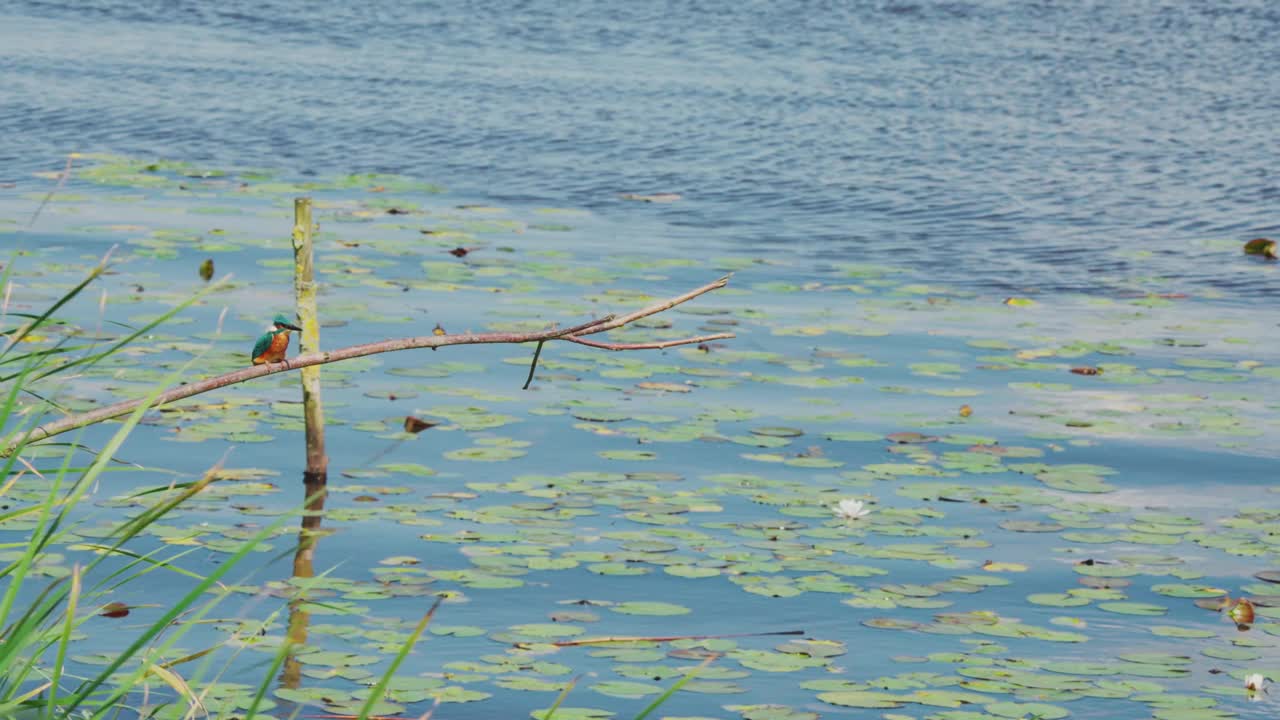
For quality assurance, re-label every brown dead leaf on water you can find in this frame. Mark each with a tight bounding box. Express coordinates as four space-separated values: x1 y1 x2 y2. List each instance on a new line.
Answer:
1243 238 1277 259
404 416 438 434
99 602 132 618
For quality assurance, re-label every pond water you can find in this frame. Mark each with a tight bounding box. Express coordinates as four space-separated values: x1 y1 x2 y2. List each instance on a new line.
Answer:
3 2 1280 720
5 0 1280 295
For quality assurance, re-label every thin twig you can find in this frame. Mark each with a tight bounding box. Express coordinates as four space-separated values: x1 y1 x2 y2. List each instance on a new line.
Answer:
3 278 733 455
522 340 545 389
553 314 617 337
568 275 731 337
548 628 803 648
299 715 412 720
563 332 734 351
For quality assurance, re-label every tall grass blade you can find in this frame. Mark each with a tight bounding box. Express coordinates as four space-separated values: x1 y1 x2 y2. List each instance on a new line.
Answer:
539 673 583 720
631 653 717 720
242 564 342 719
30 274 229 383
241 638 292 720
44 563 81 720
70 515 295 719
144 663 203 718
0 442 72 645
356 597 444 720
0 248 110 361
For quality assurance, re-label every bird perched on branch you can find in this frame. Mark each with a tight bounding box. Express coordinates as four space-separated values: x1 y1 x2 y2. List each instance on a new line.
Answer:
251 314 303 366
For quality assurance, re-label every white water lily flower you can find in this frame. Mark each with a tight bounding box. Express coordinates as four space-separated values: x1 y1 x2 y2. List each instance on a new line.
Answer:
834 498 871 521
1245 673 1266 693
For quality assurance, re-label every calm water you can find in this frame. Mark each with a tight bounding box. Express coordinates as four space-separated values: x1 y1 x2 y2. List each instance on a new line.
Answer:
4 3 1280 719
4 0 1280 295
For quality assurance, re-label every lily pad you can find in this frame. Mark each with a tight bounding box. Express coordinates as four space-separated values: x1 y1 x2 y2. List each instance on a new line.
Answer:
610 601 691 616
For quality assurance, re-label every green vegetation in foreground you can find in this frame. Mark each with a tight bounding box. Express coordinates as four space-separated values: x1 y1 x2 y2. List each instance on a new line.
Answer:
0 252 710 720
0 257 282 717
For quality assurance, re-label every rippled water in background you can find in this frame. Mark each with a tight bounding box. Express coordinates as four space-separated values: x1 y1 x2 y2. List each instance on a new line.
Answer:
8 6 1280 718
3 0 1279 295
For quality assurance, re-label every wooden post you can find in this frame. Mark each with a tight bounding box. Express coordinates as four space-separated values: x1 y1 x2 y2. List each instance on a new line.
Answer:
282 198 328 689
292 197 328 482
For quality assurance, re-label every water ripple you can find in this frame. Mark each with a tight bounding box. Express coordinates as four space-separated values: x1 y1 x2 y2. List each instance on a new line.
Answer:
2 0 1278 299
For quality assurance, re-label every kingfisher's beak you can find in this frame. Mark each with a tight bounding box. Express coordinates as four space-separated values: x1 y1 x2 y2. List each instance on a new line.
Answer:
278 321 303 332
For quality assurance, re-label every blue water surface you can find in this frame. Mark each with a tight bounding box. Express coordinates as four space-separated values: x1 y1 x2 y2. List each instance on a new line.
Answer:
3 0 1279 294
3 3 1280 719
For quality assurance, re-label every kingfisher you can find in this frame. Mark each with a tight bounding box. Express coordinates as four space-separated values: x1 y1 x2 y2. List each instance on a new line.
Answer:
251 314 303 367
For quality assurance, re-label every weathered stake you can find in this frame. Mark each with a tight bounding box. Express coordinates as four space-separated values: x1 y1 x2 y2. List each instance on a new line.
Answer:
292 198 328 483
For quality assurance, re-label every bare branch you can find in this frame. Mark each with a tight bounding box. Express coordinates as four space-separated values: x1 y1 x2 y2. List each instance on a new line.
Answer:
548 628 803 648
569 275 731 337
4 278 733 455
563 332 735 351
553 314 617 337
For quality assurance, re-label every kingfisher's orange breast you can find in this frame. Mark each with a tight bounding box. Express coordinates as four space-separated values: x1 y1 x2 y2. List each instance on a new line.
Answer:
254 331 292 364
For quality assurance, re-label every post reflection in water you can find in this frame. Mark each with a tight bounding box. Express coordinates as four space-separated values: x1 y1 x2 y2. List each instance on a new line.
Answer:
279 475 328 690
